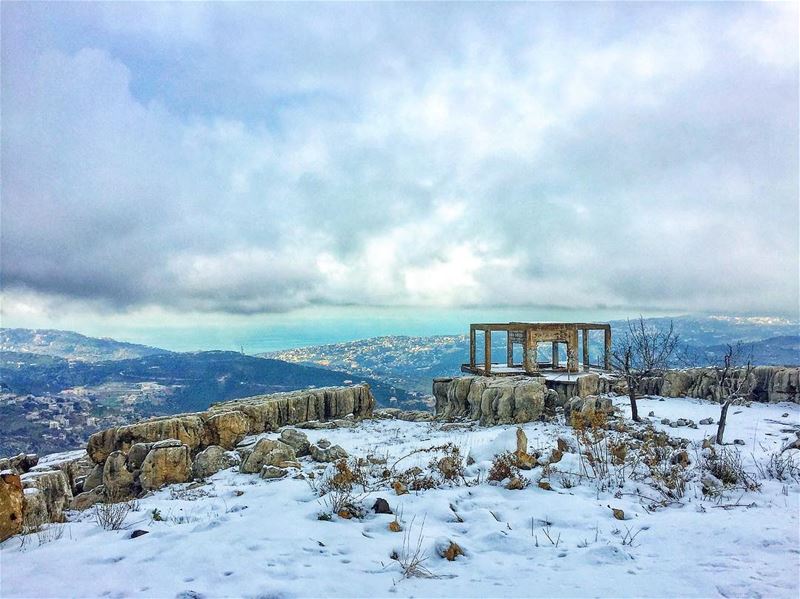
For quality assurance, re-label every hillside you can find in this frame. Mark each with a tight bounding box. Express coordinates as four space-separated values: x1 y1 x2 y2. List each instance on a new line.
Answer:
0 350 424 456
0 328 171 361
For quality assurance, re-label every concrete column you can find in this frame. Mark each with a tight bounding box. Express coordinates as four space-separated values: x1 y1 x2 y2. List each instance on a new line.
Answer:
567 329 579 371
551 341 559 368
524 329 538 374
469 327 476 369
582 329 589 370
507 331 513 367
604 327 612 370
484 329 492 375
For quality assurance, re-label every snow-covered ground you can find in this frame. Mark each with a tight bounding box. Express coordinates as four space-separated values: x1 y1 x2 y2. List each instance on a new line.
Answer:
2 396 799 598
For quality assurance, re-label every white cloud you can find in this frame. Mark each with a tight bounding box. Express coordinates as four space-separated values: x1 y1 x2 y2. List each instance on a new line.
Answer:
1 2 797 324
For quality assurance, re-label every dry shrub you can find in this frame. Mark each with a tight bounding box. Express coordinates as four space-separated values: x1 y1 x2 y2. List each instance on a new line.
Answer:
317 459 367 517
637 432 688 501
704 447 759 491
393 516 436 579
93 491 138 531
756 451 800 482
488 451 522 483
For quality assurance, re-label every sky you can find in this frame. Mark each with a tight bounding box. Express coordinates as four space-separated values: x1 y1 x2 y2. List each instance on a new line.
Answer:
1 2 798 347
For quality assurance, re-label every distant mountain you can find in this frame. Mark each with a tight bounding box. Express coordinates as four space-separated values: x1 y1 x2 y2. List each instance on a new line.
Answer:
700 336 800 367
264 317 800 393
0 350 422 412
0 328 171 361
0 349 425 456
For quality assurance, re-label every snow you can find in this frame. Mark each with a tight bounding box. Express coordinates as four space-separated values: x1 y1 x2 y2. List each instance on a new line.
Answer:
2 396 799 598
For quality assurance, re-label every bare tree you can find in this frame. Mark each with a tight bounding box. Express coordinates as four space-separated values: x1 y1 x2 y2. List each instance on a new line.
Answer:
611 317 679 422
712 342 754 445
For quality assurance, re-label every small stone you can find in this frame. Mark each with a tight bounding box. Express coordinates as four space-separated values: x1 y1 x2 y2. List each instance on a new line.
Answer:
611 507 625 520
392 481 408 496
506 477 526 490
733 439 746 446
372 498 392 514
661 418 671 425
337 508 353 520
648 411 655 417
537 479 552 491
439 541 464 561
388 520 402 532
670 450 690 468
676 419 688 427
317 439 332 449
130 529 149 539
260 466 288 479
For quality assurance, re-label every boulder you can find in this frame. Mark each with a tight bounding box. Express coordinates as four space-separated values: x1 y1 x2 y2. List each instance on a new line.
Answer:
20 469 73 523
22 488 48 530
140 444 192 491
309 443 348 463
260 466 288 479
0 471 24 541
0 453 39 475
83 464 104 492
103 451 135 497
70 486 106 511
240 439 297 474
434 376 546 425
88 414 205 464
279 429 311 457
192 445 239 479
126 443 153 471
202 411 249 450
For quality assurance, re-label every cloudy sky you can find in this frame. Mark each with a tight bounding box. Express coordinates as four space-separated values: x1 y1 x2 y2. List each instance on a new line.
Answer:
2 2 798 338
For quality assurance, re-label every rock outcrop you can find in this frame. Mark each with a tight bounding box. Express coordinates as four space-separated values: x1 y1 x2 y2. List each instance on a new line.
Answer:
140 442 192 491
637 366 799 404
20 469 73 524
192 446 239 479
73 384 374 502
433 376 550 425
240 439 296 474
0 471 24 541
87 385 374 465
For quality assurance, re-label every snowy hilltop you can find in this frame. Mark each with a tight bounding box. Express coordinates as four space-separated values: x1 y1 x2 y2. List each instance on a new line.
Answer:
1 385 799 598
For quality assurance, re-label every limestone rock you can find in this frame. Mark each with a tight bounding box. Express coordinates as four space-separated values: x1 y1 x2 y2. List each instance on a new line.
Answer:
20 469 73 523
88 414 205 464
0 471 24 541
260 466 288 479
22 488 48 530
207 385 375 434
309 443 348 463
127 443 153 470
140 444 192 491
240 439 297 474
203 411 249 450
70 486 105 511
434 376 547 426
279 429 311 457
0 453 39 475
103 451 135 497
192 445 239 479
83 464 104 492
